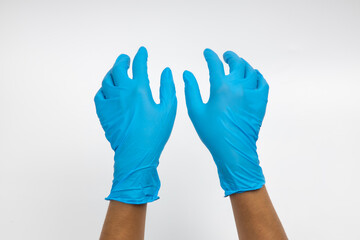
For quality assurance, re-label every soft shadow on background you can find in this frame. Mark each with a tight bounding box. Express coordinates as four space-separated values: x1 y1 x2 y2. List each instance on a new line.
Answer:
0 0 359 239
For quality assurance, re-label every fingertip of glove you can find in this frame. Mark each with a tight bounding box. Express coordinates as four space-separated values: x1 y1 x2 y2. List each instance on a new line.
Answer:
203 48 213 58
223 50 240 62
183 70 192 81
138 46 147 52
115 54 130 65
223 51 232 62
161 67 172 81
164 66 171 74
135 46 148 59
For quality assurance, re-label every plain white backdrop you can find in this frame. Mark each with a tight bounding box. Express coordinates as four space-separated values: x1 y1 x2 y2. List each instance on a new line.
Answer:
1 0 359 239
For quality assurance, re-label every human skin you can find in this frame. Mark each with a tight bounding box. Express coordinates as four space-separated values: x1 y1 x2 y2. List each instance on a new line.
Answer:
100 201 147 240
230 186 287 240
99 186 287 240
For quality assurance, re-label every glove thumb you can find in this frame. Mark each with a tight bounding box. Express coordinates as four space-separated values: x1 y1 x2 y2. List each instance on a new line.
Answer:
183 70 204 118
160 67 177 107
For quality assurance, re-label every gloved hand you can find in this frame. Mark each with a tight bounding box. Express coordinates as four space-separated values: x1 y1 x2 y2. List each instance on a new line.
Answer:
183 49 269 196
94 47 177 204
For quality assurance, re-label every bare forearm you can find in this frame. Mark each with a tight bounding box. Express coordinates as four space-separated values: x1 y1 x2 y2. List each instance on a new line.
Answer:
100 201 147 240
230 186 287 240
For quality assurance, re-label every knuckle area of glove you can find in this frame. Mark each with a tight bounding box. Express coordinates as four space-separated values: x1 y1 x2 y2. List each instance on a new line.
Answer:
214 83 244 98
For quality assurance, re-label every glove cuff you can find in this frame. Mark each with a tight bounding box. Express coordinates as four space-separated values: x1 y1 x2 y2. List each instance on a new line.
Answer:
105 166 160 204
215 156 266 197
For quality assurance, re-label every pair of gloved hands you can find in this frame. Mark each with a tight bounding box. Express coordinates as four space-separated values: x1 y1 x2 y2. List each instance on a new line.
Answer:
94 47 269 204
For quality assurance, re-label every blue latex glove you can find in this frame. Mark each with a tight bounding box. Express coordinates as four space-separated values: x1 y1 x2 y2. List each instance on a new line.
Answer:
94 47 177 204
183 49 269 196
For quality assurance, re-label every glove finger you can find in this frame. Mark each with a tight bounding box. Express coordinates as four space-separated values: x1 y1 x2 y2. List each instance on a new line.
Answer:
183 70 204 117
94 88 106 103
223 51 246 78
223 51 258 89
203 48 225 87
244 59 256 78
132 46 149 84
243 58 258 90
102 71 121 98
160 67 177 107
255 70 269 97
239 60 257 90
111 54 131 86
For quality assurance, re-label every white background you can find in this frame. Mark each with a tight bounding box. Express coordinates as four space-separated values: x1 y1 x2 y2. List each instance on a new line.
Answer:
1 0 360 239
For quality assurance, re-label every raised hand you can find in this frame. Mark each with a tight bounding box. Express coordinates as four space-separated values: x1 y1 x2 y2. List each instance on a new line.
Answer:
95 47 177 204
183 49 269 196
